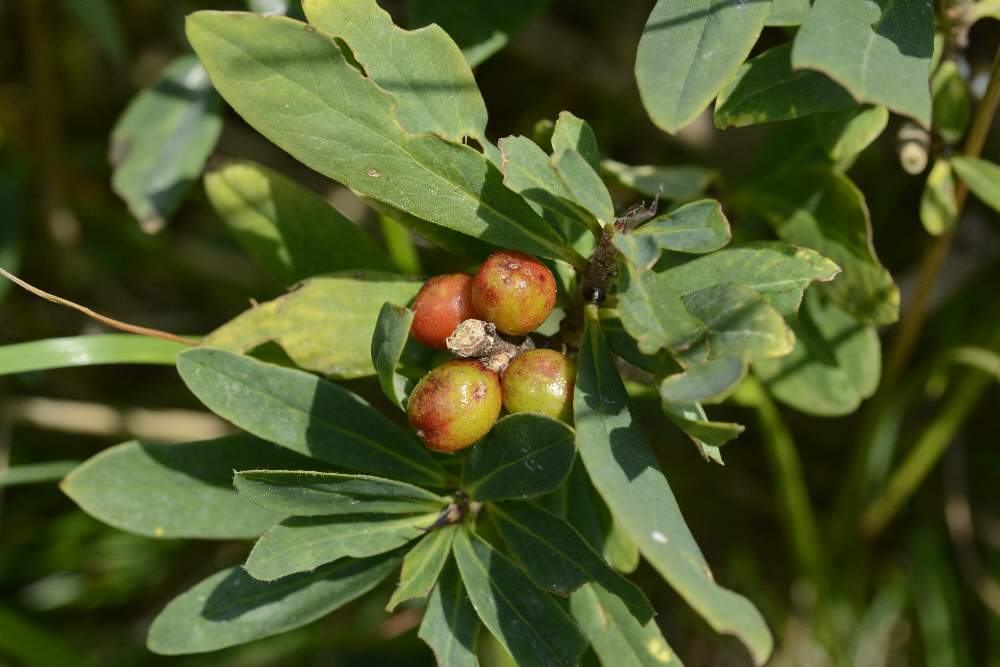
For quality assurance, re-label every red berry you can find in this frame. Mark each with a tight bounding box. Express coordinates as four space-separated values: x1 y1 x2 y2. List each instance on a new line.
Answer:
501 349 576 422
471 250 557 336
407 360 502 452
410 273 479 350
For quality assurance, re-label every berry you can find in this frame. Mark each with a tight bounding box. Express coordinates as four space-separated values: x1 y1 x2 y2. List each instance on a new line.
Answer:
407 360 502 452
471 250 556 335
410 273 479 349
501 349 576 422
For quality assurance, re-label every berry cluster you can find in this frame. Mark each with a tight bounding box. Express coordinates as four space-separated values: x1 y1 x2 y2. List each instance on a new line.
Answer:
406 250 576 452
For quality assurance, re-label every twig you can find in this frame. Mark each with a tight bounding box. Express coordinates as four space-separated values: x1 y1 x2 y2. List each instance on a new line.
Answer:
446 319 532 373
834 43 1000 545
0 268 198 346
884 44 1000 387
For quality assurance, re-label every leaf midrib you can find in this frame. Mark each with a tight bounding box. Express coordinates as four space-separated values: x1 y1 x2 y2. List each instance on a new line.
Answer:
188 356 445 484
197 15 569 263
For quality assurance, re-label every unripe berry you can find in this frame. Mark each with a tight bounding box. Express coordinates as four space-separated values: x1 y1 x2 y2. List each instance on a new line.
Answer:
501 349 576 422
407 360 502 452
410 273 479 350
471 250 556 336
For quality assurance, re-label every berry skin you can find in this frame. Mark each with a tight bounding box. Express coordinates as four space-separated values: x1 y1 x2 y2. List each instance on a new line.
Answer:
407 360 502 452
471 250 557 336
410 273 479 349
501 349 576 422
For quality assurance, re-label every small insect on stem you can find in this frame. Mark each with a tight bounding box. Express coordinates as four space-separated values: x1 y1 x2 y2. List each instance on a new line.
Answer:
580 189 662 303
420 491 473 532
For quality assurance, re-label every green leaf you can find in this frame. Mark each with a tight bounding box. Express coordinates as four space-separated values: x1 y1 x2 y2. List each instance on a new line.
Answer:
61 435 309 539
602 159 719 202
931 60 971 145
551 111 600 172
612 233 661 272
362 195 495 260
616 262 707 357
234 470 446 516
680 284 795 364
565 461 640 573
110 54 222 232
659 241 841 317
452 526 587 667
791 0 934 127
176 348 448 487
575 311 772 663
813 105 889 162
920 159 958 236
387 524 457 611
147 551 401 655
951 156 1000 214
767 0 809 25
659 358 746 404
633 199 731 254
0 335 184 377
0 460 79 488
715 43 858 129
753 291 880 416
204 160 392 283
600 314 682 378
461 414 575 502
245 511 436 581
569 584 682 667
552 148 615 224
635 0 771 133
742 166 899 325
186 12 578 267
418 558 480 667
489 501 654 623
661 401 745 463
371 303 417 410
498 135 599 237
302 0 487 143
204 272 423 379
408 0 551 67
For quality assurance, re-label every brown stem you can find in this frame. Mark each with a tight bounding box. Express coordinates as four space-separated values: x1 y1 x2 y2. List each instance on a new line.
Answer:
0 268 198 346
446 319 532 373
831 43 1000 549
884 45 1000 386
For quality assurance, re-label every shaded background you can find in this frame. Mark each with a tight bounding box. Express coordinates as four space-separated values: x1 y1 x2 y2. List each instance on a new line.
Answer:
1 0 998 665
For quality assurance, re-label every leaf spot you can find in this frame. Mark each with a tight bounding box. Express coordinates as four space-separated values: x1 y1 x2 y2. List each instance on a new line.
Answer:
366 168 381 178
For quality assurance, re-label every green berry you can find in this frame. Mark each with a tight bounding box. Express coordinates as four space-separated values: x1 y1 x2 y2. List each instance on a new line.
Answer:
501 349 576 422
471 250 556 336
410 273 479 350
407 360 502 452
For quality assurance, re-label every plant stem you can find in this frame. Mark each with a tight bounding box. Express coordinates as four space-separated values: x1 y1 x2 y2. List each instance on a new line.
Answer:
859 367 993 537
734 377 825 586
833 43 1000 546
0 268 198 346
378 214 423 275
884 44 1000 387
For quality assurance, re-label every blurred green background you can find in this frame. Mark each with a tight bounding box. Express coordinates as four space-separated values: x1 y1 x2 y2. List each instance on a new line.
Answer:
1 1 998 665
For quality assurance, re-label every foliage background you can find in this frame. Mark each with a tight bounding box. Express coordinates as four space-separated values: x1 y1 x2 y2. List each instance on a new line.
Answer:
0 0 998 665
